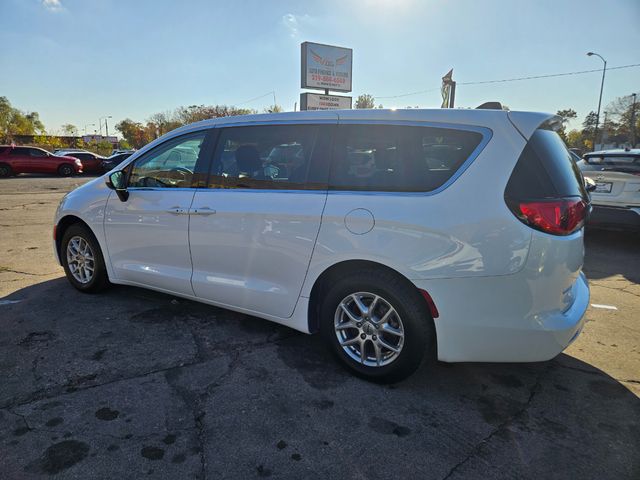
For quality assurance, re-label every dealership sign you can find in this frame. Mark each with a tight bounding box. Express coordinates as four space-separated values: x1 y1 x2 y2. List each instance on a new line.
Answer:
300 93 352 111
301 42 352 92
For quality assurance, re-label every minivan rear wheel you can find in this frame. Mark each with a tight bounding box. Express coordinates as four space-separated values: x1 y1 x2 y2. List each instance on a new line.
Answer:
61 224 110 293
319 270 434 383
0 163 12 177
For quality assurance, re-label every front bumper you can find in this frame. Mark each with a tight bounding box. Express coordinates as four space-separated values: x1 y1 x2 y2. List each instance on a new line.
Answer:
588 204 640 231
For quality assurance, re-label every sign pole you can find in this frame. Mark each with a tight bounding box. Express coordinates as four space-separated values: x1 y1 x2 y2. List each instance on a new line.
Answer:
449 81 456 108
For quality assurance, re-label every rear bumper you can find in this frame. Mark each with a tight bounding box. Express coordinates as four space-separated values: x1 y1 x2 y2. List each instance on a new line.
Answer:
416 271 589 363
588 205 640 231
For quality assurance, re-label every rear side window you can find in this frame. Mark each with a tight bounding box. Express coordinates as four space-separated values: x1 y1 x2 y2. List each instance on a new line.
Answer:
505 128 587 200
329 124 483 192
208 124 331 190
10 148 28 156
584 154 640 174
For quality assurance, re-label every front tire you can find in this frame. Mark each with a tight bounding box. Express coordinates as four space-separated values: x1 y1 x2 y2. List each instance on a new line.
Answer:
319 269 435 383
58 164 74 177
61 224 110 293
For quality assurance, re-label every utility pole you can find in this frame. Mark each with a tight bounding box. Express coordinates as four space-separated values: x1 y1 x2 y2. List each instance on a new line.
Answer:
630 93 637 148
587 52 607 150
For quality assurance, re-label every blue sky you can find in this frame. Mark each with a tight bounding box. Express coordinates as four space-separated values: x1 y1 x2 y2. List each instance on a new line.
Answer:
1 0 638 136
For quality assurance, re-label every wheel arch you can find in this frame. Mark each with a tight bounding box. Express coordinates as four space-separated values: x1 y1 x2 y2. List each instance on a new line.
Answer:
306 259 438 334
55 215 94 263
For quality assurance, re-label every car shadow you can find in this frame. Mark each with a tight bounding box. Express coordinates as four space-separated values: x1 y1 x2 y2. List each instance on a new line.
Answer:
583 227 640 282
1 277 638 478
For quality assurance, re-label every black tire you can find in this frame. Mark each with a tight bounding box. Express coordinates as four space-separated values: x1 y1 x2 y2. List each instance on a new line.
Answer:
61 224 110 293
58 164 74 177
0 163 12 178
319 269 435 383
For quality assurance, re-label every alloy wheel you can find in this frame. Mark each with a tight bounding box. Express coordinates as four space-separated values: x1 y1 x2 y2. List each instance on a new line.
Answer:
66 236 95 284
334 292 405 367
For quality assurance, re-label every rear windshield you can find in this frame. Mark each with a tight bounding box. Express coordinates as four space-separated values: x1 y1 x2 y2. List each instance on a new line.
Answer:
506 128 587 200
583 154 640 174
329 124 484 192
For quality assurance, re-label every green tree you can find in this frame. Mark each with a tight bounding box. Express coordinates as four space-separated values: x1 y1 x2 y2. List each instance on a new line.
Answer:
264 104 283 113
556 109 577 142
0 96 46 141
61 123 78 136
355 94 376 109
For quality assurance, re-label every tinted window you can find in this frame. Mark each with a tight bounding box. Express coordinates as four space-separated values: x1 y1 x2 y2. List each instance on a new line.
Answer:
29 148 47 157
208 124 327 190
329 124 483 192
129 132 206 188
10 148 29 156
505 128 587 200
584 154 640 174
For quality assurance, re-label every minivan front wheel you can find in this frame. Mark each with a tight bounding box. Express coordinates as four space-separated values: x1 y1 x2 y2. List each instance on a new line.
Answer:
61 224 109 293
320 270 434 383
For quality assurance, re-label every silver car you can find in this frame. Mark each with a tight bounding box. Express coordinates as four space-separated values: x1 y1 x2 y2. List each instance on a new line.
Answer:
577 149 640 231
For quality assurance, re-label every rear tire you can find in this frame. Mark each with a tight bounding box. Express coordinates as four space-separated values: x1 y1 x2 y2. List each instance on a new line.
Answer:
58 164 74 177
61 224 110 293
0 163 12 178
319 269 435 383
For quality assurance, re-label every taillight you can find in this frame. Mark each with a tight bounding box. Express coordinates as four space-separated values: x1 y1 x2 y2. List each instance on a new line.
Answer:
508 198 587 236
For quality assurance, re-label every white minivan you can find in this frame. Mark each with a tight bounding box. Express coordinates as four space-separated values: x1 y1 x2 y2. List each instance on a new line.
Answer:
53 109 590 382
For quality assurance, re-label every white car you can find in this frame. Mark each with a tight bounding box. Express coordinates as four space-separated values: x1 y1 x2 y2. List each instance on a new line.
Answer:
577 149 640 231
53 109 590 382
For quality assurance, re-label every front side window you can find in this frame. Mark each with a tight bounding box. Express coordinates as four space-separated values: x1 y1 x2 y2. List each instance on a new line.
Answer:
129 132 206 188
208 125 323 189
329 124 483 192
29 148 48 157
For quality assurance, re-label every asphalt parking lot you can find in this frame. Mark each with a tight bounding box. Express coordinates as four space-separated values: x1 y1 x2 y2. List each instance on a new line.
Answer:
1 175 639 479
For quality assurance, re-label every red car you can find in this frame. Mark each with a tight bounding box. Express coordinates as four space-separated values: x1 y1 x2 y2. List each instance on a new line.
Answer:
0 146 83 177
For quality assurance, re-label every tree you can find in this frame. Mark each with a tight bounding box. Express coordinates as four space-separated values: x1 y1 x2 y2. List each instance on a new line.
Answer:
0 96 46 141
556 109 577 142
355 94 375 109
582 111 598 137
264 105 283 113
115 119 150 149
61 123 78 136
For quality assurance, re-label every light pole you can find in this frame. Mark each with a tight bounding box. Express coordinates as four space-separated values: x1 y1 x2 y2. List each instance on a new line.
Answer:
630 93 637 148
99 116 112 137
83 123 95 135
587 52 607 150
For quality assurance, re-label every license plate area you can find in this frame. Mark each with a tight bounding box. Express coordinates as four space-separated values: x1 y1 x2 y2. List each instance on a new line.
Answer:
594 182 612 193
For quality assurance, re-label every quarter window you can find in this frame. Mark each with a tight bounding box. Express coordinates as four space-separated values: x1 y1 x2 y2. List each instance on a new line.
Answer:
129 132 207 188
329 124 484 192
208 125 324 189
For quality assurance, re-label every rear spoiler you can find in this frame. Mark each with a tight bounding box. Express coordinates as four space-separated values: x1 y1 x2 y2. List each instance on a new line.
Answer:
507 111 558 140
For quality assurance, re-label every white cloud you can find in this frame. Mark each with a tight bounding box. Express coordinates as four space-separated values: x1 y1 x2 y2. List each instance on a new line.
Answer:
42 0 63 12
281 13 313 39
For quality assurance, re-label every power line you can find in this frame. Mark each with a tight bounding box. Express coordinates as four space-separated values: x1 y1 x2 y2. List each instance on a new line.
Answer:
373 63 640 100
235 91 276 106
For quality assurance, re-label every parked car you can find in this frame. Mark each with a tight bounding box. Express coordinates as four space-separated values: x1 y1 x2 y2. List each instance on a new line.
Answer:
53 109 590 382
0 145 82 177
577 149 640 231
111 149 135 156
101 152 134 173
55 150 106 174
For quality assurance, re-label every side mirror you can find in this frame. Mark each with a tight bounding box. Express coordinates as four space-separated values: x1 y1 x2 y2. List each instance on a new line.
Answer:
107 170 129 201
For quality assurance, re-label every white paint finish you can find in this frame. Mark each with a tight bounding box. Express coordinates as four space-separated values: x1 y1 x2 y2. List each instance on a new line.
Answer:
104 189 196 296
189 189 327 318
53 108 591 364
591 304 618 310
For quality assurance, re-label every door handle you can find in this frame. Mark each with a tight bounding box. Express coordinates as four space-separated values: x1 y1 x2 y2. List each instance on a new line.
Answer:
190 207 216 215
167 207 188 215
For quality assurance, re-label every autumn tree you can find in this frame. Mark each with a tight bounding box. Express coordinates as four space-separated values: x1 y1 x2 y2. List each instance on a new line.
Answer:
61 123 78 136
0 96 46 141
556 109 577 142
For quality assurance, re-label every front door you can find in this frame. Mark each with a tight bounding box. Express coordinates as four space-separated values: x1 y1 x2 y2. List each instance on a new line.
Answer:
104 130 210 295
189 123 334 318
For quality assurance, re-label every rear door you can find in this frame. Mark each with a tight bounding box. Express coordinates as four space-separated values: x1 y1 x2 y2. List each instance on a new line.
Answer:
189 123 334 318
581 154 640 207
8 147 33 172
104 130 212 295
